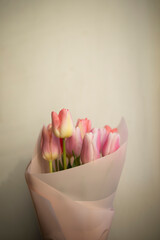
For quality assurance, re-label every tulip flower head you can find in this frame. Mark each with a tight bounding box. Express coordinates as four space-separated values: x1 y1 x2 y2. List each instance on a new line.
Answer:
76 118 91 139
41 124 61 161
91 128 108 153
102 132 120 156
51 109 74 138
66 127 83 157
81 131 101 164
104 125 118 134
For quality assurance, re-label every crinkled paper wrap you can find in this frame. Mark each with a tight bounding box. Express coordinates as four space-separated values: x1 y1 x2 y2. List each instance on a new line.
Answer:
25 118 128 240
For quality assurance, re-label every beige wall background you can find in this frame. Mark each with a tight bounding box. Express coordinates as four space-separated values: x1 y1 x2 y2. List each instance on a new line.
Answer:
0 0 160 239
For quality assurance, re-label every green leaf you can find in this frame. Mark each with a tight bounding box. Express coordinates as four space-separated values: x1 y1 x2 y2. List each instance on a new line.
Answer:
55 159 58 172
67 161 72 169
59 160 64 171
72 161 76 167
72 155 81 168
76 156 81 166
72 151 76 159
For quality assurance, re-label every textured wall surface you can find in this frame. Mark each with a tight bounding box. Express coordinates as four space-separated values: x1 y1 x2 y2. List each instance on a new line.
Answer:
0 0 160 239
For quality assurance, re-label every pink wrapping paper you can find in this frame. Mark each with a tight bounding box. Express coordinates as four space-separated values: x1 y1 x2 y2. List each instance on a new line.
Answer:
25 118 128 240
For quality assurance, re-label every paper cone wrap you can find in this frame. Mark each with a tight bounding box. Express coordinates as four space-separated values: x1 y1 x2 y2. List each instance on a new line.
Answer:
25 118 128 240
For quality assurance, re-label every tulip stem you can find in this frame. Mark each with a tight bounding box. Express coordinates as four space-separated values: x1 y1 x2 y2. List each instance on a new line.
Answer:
63 138 67 170
55 159 58 172
49 160 53 173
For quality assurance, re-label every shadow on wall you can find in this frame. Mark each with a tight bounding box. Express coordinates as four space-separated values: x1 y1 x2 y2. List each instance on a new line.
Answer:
0 158 43 240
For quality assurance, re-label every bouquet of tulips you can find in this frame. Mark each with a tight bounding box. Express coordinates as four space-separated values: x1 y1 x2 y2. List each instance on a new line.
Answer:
25 109 128 240
41 109 120 173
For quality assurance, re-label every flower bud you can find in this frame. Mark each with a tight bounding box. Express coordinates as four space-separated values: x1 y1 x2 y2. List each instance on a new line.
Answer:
66 127 83 157
41 125 61 161
51 109 74 138
81 131 100 164
102 132 120 156
76 118 91 139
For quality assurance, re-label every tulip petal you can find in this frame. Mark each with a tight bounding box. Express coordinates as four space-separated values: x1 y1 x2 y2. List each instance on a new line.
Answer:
59 109 74 138
51 109 74 138
102 132 120 156
66 127 82 157
41 125 61 162
51 112 60 137
41 126 52 161
81 133 95 164
50 133 61 161
110 133 120 153
76 118 91 139
92 128 108 153
92 129 101 158
104 125 118 134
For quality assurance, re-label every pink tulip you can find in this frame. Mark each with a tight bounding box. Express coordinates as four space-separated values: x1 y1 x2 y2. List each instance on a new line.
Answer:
104 125 118 134
102 132 120 156
76 118 91 139
66 127 83 157
91 128 108 153
41 124 61 161
51 109 74 138
81 131 101 164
